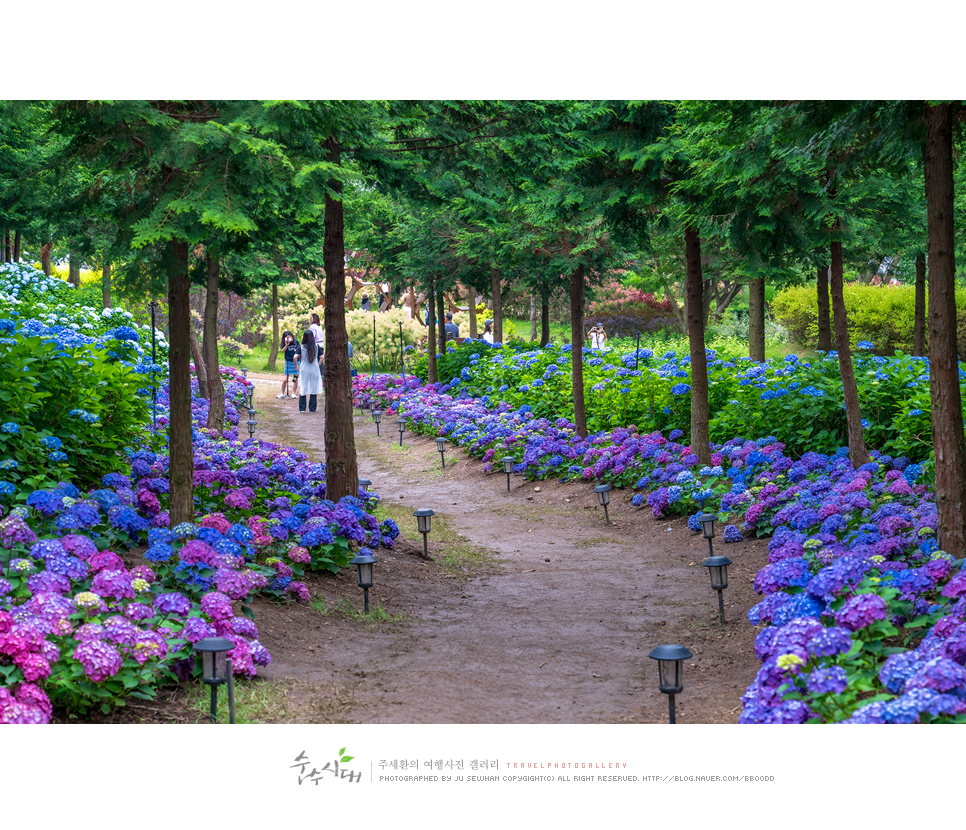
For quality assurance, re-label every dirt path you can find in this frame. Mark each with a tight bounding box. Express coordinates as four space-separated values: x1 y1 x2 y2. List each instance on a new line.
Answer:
245 372 768 724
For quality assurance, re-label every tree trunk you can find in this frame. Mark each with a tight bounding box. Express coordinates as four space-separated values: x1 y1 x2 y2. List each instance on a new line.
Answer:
708 280 718 331
68 248 80 287
748 276 766 362
322 135 357 503
268 283 280 369
167 238 194 526
3 231 9 263
467 284 478 339
571 264 588 439
541 284 550 347
427 282 438 384
101 262 111 309
40 241 51 276
664 286 686 331
491 267 503 344
529 293 538 341
914 251 927 356
830 236 870 468
437 287 446 356
685 227 712 465
189 320 208 400
816 263 832 351
13 230 20 263
204 253 225 434
924 101 966 559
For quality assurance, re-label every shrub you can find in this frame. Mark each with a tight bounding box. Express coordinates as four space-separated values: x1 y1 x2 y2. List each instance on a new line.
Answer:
585 279 679 338
771 283 954 355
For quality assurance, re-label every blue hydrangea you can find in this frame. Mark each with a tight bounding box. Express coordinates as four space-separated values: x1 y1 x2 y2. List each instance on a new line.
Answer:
1 422 19 434
723 525 743 543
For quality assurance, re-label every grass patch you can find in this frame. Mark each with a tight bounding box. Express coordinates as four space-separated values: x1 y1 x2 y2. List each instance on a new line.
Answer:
183 676 357 724
373 500 502 576
311 595 408 624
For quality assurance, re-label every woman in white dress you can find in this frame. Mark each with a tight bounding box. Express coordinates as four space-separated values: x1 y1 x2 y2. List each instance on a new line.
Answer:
299 330 322 413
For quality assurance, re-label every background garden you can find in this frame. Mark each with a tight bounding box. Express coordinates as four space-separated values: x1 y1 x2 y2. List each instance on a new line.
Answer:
3 100 966 724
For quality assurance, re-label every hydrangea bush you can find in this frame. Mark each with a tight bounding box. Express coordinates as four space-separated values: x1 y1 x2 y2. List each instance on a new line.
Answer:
355 362 966 724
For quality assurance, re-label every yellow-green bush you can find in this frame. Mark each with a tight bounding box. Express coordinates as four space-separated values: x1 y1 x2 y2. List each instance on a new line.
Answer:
771 283 962 355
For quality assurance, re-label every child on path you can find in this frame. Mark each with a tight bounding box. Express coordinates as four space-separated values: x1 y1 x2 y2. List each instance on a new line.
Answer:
278 330 300 398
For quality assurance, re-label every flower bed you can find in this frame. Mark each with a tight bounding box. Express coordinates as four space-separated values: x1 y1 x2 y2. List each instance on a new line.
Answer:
0 365 396 724
417 339 938 464
354 365 966 724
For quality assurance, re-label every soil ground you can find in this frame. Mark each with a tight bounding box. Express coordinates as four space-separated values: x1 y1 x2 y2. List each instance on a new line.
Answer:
89 372 769 724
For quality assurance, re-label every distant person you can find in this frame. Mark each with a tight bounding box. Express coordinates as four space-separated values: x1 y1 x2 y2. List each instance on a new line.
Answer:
888 277 900 287
871 275 883 287
444 311 460 340
309 313 324 361
278 330 299 399
589 325 607 349
360 293 371 312
299 330 322 414
482 319 493 344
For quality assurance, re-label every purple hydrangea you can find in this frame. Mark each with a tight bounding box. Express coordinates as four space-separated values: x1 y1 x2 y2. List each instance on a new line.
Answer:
834 593 889 631
806 665 848 695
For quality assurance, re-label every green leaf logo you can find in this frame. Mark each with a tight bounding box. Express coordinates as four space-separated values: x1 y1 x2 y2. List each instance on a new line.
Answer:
339 747 354 763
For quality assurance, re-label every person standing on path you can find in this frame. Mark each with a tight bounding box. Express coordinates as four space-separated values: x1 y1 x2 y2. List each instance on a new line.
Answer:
298 330 322 413
310 313 324 350
279 330 300 399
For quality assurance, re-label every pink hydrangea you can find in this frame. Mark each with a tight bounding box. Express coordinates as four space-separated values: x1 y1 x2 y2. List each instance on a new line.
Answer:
288 581 310 602
201 591 234 623
73 639 123 682
89 550 125 573
178 540 217 567
287 546 311 565
16 653 51 682
200 513 232 534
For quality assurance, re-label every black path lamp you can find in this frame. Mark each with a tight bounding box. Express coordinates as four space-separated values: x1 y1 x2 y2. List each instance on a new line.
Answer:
195 637 236 724
358 478 372 497
435 437 448 468
244 384 255 410
241 368 248 379
413 508 434 558
350 550 378 613
703 555 732 624
698 512 717 557
501 457 515 492
649 644 693 724
396 417 406 446
594 484 612 524
372 409 382 436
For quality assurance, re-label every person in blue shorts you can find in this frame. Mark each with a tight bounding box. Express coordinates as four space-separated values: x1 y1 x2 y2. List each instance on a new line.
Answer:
278 330 300 399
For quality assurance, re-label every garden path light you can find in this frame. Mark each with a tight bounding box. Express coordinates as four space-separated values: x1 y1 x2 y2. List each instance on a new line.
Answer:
648 644 692 724
195 637 236 724
594 484 612 523
414 508 434 559
350 550 378 614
